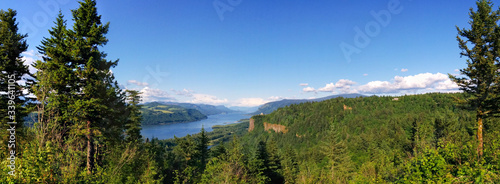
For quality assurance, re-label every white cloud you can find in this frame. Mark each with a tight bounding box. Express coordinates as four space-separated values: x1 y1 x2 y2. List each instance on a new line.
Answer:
357 81 393 93
299 83 309 86
339 86 359 94
127 80 149 87
363 73 368 76
435 79 460 91
268 96 284 101
318 83 336 92
401 68 408 72
139 87 175 103
138 87 228 105
172 88 194 97
454 69 460 72
304 72 459 95
233 98 268 107
22 50 39 74
335 79 357 88
357 72 458 94
303 87 316 92
318 79 356 93
23 50 36 57
189 94 228 105
231 96 288 107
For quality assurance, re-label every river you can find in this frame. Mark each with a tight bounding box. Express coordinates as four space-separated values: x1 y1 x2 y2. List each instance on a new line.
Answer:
140 112 250 140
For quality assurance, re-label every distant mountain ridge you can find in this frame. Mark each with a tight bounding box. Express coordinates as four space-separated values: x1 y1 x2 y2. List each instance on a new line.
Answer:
251 93 365 115
141 102 207 125
158 102 235 116
228 106 260 113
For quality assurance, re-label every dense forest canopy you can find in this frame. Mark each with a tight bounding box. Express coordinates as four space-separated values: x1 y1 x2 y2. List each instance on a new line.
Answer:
0 0 500 183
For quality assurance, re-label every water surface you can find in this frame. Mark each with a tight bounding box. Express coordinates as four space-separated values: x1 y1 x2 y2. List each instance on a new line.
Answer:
140 112 249 140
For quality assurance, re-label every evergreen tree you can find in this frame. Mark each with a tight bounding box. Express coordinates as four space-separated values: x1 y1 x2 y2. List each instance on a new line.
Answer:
173 135 197 183
251 140 284 183
321 125 353 183
281 146 298 184
265 140 284 183
32 0 128 175
450 0 500 157
248 141 270 183
195 127 209 172
0 8 34 159
36 0 126 174
210 141 226 158
34 11 75 146
125 90 143 143
201 136 250 183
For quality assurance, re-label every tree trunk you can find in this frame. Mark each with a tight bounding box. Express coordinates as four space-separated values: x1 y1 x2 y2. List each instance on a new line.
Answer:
477 115 483 158
87 120 94 174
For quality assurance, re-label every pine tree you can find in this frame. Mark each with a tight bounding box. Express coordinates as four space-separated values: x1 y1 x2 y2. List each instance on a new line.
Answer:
265 140 284 183
251 140 284 183
0 8 34 159
65 0 122 173
321 125 353 183
195 127 210 172
33 3 128 174
34 12 75 146
281 146 298 184
450 0 500 157
173 135 197 183
125 90 143 143
210 141 226 158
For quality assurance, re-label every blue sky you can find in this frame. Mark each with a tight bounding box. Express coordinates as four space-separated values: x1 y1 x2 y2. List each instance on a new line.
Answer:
4 0 496 107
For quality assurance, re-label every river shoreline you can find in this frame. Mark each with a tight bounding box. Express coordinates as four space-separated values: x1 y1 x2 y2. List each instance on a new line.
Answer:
140 112 250 140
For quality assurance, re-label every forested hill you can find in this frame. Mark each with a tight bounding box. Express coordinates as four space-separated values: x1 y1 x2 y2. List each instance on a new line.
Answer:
251 93 364 115
160 102 235 115
140 102 207 125
232 92 499 183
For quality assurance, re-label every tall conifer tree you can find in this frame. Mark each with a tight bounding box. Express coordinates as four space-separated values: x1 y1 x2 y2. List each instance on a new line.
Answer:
66 0 124 173
195 127 210 175
321 125 353 182
34 12 76 145
34 0 127 174
125 90 143 143
0 9 34 159
450 0 500 157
